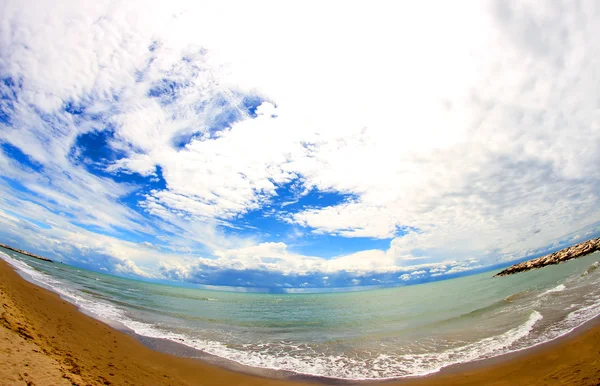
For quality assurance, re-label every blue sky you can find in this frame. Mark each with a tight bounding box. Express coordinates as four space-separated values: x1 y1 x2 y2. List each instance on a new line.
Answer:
0 0 599 291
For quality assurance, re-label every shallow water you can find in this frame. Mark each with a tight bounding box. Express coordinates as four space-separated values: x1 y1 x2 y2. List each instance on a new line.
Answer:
2 247 600 380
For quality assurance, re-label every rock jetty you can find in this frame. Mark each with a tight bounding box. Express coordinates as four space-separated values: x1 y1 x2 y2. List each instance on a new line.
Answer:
494 237 600 277
0 243 53 262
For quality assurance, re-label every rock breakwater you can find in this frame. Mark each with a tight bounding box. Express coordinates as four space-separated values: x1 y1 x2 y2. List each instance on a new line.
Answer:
0 243 53 262
494 237 600 277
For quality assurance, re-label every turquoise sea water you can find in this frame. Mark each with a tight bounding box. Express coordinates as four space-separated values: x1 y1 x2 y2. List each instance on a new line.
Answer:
2 247 600 380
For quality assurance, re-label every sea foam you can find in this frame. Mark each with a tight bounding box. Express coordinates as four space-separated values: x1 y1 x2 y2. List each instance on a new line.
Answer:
3 251 600 380
539 284 566 297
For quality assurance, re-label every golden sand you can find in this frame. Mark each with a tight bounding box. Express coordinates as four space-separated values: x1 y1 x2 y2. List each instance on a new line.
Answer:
1 259 599 385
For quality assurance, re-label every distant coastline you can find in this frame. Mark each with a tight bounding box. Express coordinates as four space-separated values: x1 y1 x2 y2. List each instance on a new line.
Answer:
495 237 600 277
0 243 53 263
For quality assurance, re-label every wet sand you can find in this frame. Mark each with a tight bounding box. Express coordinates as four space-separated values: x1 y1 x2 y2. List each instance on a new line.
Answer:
1 259 600 386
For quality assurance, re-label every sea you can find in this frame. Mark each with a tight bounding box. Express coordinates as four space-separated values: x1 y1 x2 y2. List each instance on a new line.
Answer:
2 247 600 381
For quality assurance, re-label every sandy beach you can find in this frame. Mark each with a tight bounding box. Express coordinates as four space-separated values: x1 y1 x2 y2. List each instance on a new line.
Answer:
2 259 600 386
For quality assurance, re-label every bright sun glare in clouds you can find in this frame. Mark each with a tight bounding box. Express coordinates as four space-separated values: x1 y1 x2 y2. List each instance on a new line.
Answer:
0 0 599 289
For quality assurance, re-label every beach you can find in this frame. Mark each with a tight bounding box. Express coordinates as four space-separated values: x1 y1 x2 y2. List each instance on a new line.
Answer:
2 259 600 385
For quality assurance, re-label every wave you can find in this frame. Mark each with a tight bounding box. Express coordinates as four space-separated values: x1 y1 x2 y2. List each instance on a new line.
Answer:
504 289 530 302
118 310 544 380
431 298 508 328
582 261 599 276
3 251 600 380
539 284 566 297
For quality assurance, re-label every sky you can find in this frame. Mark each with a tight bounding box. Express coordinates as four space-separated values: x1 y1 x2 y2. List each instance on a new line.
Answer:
0 0 599 291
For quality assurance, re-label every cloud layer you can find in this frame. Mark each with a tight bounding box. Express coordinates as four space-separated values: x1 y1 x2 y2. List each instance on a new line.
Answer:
0 0 599 289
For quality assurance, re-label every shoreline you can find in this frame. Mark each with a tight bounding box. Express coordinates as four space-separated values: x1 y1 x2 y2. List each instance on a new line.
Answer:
2 259 600 385
127 312 600 385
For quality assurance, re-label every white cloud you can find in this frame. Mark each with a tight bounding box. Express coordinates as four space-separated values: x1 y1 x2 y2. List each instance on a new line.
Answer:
0 0 599 286
399 269 428 281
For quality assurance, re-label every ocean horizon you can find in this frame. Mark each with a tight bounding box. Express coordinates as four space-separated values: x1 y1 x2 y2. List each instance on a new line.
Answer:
3 246 599 381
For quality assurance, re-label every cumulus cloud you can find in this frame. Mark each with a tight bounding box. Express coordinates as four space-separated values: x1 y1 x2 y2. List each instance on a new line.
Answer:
0 0 599 288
